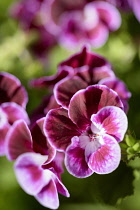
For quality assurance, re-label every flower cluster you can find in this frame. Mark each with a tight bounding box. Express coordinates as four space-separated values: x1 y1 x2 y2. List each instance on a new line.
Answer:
10 0 140 60
10 0 121 59
1 46 131 209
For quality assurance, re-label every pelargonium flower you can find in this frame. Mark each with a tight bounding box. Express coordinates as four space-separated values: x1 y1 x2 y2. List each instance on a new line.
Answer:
30 46 112 88
48 0 121 49
0 102 29 156
0 72 28 108
6 118 69 209
44 84 127 177
31 47 131 110
58 1 121 49
54 64 116 109
49 47 130 110
30 46 116 120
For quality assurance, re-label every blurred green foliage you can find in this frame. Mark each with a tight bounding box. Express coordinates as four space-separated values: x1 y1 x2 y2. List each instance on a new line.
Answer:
0 1 140 210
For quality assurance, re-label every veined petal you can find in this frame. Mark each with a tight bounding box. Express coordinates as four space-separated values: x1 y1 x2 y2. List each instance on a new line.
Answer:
55 177 70 198
30 67 70 88
31 117 56 163
35 179 59 209
88 134 121 174
65 136 93 178
0 124 10 156
6 120 32 160
92 1 121 31
76 65 115 85
91 106 128 142
1 102 30 124
0 72 28 108
14 152 51 195
69 85 123 130
99 77 131 100
54 76 87 108
59 46 111 69
44 108 80 151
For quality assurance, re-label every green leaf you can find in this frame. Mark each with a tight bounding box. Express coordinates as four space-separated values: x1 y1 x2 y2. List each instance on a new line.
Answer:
125 135 136 147
61 161 135 206
90 161 135 205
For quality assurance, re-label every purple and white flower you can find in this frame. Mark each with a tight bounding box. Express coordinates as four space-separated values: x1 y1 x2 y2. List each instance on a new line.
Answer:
44 84 127 178
6 118 69 209
57 1 121 49
0 72 29 156
30 46 112 89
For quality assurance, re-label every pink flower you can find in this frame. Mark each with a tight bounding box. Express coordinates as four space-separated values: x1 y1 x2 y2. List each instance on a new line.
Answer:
6 118 69 209
57 1 121 49
0 72 29 156
30 46 131 115
44 85 127 177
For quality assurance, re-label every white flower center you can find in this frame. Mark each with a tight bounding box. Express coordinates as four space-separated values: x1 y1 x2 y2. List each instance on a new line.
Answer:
0 108 7 129
79 122 105 155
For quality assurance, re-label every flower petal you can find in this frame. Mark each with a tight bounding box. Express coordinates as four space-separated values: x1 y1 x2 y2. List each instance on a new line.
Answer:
69 84 123 130
88 134 121 174
0 72 28 108
59 46 110 69
77 65 115 85
44 108 80 151
35 179 59 209
14 152 51 195
55 177 70 198
88 22 109 48
92 1 121 31
54 76 87 108
1 102 30 124
91 106 128 142
30 68 70 88
0 125 10 156
6 120 32 160
99 77 131 100
65 136 93 178
31 117 56 163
